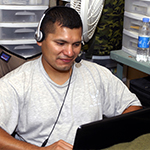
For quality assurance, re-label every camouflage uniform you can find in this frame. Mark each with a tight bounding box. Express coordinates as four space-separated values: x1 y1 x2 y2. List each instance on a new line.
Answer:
82 0 124 58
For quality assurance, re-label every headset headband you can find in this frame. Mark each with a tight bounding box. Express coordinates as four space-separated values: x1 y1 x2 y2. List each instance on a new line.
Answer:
34 7 57 42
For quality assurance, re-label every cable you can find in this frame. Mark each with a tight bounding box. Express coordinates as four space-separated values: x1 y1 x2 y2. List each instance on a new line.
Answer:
41 70 73 147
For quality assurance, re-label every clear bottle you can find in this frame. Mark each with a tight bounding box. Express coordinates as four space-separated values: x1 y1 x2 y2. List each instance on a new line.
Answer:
136 18 150 62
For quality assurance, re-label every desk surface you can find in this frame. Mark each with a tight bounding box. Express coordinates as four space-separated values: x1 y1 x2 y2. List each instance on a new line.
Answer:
110 50 150 75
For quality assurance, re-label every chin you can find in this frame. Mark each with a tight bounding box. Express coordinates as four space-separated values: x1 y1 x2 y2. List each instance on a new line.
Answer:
58 65 72 72
62 67 72 72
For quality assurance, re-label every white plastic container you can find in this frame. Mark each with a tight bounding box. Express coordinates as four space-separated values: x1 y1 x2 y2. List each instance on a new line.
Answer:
122 29 138 55
123 11 150 34
125 0 150 16
122 46 137 56
0 0 49 5
61 0 70 2
0 23 38 40
0 39 41 58
0 5 48 22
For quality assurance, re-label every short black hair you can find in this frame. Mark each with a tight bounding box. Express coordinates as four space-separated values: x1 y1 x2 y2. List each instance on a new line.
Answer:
41 6 83 39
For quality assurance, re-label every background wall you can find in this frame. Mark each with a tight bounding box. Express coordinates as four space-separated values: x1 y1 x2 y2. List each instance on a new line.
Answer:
49 0 56 7
49 0 68 7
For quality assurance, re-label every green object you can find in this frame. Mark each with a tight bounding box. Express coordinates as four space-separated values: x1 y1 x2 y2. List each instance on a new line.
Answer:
83 0 124 58
102 133 150 150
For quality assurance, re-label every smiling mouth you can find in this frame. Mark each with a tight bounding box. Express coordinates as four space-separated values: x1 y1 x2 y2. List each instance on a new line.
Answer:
59 58 73 63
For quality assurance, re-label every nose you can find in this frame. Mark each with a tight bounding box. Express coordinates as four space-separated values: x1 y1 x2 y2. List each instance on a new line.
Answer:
64 44 74 57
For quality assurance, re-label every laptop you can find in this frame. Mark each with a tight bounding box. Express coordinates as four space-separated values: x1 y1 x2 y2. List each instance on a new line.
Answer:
73 107 150 150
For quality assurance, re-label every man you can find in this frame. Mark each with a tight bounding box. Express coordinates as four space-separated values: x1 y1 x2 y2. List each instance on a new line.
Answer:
0 6 142 150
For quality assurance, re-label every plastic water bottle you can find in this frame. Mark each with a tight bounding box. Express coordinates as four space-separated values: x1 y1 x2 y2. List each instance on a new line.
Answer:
136 18 150 62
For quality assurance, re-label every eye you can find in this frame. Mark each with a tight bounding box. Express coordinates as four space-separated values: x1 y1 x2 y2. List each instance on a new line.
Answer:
73 42 81 47
57 42 64 46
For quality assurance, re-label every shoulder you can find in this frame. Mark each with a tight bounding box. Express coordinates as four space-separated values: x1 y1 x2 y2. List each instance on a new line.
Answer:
76 59 122 86
1 57 41 83
78 59 113 76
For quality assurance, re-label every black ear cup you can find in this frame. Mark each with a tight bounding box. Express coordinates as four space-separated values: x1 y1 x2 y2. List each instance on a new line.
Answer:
75 56 81 63
75 51 83 63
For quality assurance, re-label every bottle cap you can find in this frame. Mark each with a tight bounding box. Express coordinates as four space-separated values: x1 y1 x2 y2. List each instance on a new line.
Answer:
143 18 149 22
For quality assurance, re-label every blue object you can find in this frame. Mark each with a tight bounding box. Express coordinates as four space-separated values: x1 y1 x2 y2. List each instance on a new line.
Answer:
143 18 149 22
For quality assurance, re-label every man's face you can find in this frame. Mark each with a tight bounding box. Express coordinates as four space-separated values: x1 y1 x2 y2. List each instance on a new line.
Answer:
38 23 82 74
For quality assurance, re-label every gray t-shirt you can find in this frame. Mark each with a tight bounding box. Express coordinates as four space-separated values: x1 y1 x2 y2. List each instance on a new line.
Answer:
0 56 141 146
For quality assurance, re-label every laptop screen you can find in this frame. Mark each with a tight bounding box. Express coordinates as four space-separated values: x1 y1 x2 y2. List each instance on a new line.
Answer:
73 108 150 149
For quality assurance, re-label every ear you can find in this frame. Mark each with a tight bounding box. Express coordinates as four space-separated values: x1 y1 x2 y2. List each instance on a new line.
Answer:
37 41 42 46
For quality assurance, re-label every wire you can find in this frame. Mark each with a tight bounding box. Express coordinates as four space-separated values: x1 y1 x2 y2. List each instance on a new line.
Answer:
41 70 73 147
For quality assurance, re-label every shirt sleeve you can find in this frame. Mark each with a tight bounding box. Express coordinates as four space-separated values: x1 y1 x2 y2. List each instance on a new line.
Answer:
0 79 19 134
101 67 142 117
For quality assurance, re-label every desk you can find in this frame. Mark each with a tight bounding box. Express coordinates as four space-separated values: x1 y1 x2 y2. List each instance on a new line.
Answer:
110 50 150 80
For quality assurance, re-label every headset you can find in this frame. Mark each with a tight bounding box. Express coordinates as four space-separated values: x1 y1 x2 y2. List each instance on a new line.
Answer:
34 7 53 42
36 7 83 147
41 70 73 147
14 69 73 147
35 6 83 63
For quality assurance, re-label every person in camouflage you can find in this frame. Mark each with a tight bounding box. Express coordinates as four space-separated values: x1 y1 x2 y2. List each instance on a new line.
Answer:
82 0 124 58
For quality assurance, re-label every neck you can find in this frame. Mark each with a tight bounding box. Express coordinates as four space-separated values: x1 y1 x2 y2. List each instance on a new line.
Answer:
42 58 73 85
50 68 73 85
